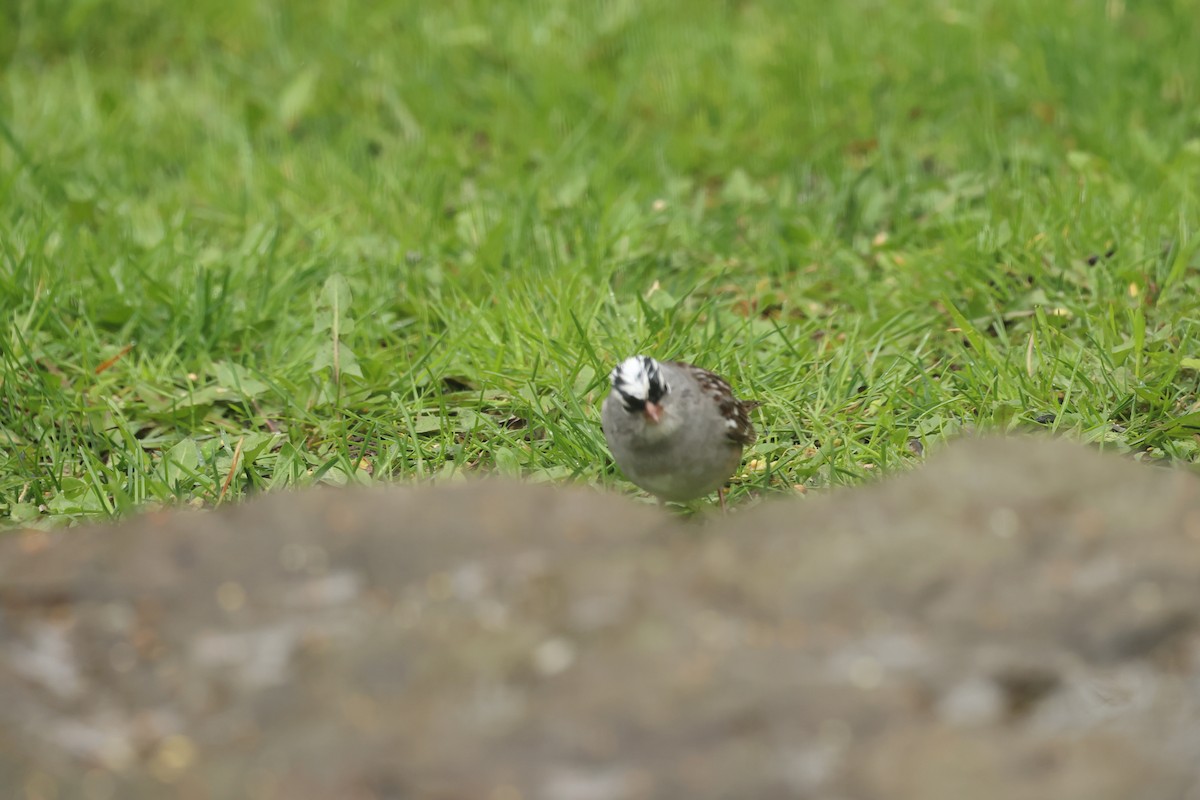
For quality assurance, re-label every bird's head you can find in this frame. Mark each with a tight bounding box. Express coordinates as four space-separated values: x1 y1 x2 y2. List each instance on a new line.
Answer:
610 355 670 424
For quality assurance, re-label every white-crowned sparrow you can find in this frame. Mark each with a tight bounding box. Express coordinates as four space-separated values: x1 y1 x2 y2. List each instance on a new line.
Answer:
601 355 757 507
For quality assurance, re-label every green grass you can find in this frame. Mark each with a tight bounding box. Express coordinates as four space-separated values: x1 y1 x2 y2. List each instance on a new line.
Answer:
2 0 1199 526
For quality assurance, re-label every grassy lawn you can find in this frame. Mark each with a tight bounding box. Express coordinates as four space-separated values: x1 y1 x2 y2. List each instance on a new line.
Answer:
2 0 1199 526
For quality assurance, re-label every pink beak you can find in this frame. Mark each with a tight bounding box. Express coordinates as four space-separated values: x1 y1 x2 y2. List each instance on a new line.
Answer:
644 402 663 424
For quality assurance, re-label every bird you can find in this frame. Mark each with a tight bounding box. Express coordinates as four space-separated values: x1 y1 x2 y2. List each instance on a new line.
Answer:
601 355 757 509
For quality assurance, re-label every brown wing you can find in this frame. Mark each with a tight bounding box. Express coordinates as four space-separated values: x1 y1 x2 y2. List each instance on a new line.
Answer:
670 361 758 446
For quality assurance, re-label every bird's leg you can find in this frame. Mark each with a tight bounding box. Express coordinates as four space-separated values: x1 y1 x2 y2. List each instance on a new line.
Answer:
717 488 727 512
657 496 666 509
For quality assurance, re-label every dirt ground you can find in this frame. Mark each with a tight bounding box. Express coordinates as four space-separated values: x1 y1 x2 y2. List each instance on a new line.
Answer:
3 436 1199 799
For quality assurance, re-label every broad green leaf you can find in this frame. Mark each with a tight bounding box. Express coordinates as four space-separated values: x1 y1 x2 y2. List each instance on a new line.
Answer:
318 273 354 318
311 342 362 377
241 432 279 462
493 446 522 477
160 438 201 487
9 502 41 522
213 362 270 399
46 477 105 515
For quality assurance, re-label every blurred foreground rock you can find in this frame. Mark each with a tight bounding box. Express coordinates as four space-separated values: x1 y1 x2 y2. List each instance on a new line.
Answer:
3 437 1200 800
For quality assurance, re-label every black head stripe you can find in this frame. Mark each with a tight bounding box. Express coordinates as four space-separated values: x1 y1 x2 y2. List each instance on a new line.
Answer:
611 355 669 414
642 357 669 404
621 395 646 413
